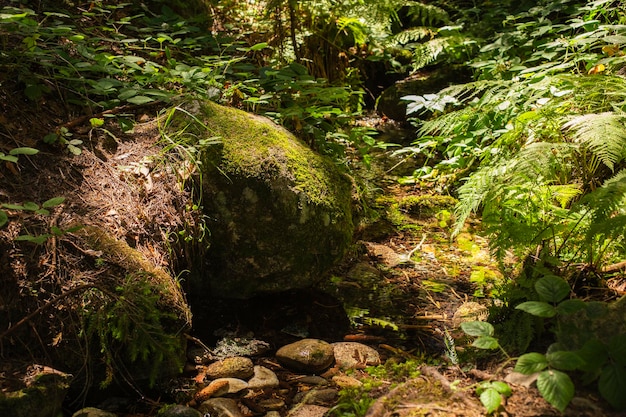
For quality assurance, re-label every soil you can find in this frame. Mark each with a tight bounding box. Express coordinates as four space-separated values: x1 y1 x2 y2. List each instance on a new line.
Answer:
1 79 624 417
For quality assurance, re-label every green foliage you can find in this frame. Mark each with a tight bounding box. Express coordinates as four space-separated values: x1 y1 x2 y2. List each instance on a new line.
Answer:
463 273 626 411
83 274 185 388
401 23 626 267
476 380 512 414
0 197 74 242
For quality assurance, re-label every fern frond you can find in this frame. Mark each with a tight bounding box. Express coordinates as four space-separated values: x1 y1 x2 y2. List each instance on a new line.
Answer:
549 184 584 208
390 27 433 46
563 112 626 171
582 169 626 221
410 37 449 71
509 142 576 183
405 1 450 26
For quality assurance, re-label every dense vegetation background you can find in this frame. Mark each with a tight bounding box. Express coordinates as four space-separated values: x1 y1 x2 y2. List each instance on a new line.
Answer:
1 0 626 414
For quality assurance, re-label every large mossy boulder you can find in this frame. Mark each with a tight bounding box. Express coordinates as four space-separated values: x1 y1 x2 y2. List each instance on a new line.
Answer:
176 100 354 298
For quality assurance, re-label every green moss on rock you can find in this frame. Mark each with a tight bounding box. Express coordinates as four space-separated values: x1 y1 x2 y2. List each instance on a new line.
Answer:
173 100 354 298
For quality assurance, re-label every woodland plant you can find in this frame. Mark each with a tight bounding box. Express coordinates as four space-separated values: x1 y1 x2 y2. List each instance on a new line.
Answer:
462 274 626 412
398 0 626 271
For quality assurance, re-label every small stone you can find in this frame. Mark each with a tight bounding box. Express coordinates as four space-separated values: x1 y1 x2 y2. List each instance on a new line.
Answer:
286 404 329 417
72 408 117 417
195 378 248 401
332 375 362 389
195 379 230 402
198 398 245 417
258 398 286 410
248 366 279 390
332 342 380 370
265 411 282 417
504 371 539 387
157 404 203 417
294 376 329 386
276 339 335 373
204 357 254 379
293 388 338 405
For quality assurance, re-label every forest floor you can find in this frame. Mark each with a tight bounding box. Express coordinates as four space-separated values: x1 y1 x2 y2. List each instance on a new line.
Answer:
0 87 623 416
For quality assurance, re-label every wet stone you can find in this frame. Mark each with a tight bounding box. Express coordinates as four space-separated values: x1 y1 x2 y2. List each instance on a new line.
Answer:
294 376 329 386
198 398 245 417
286 404 329 417
332 374 362 389
195 378 248 401
247 365 279 390
276 339 335 373
157 404 203 417
72 408 117 417
332 342 381 369
293 388 338 405
204 357 254 379
258 398 286 411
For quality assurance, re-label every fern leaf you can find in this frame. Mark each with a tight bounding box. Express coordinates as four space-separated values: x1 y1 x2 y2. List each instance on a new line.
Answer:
410 37 450 71
405 1 449 26
549 184 583 208
390 27 433 45
563 112 626 171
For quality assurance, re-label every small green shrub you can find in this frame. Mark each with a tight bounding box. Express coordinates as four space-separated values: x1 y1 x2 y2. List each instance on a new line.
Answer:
462 274 626 412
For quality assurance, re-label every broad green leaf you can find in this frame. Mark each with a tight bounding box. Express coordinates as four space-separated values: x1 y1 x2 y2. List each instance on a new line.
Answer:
585 301 608 319
516 301 556 317
35 209 50 216
22 201 39 211
118 89 138 100
536 370 574 412
535 275 570 303
546 351 585 371
556 299 586 315
89 118 104 128
598 365 626 410
515 353 548 374
249 42 269 51
0 210 7 227
51 226 64 236
491 381 512 396
472 336 499 350
68 145 82 155
126 95 154 105
460 321 494 337
479 388 502 414
0 154 19 163
42 197 66 208
576 339 608 373
608 335 626 366
15 234 50 244
2 203 25 210
9 147 39 156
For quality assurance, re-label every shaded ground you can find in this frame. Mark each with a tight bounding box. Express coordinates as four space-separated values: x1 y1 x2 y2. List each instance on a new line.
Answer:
0 80 623 416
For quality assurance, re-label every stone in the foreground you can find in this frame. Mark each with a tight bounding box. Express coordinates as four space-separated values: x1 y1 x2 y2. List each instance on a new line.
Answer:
332 342 381 369
276 339 335 373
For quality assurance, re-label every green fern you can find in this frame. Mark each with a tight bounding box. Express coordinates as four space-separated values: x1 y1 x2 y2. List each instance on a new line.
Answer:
84 274 185 388
390 27 433 45
563 112 626 172
405 1 450 26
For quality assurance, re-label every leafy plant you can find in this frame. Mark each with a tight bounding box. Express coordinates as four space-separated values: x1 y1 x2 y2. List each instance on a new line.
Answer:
463 274 626 412
83 273 185 388
1 197 71 242
475 380 512 415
